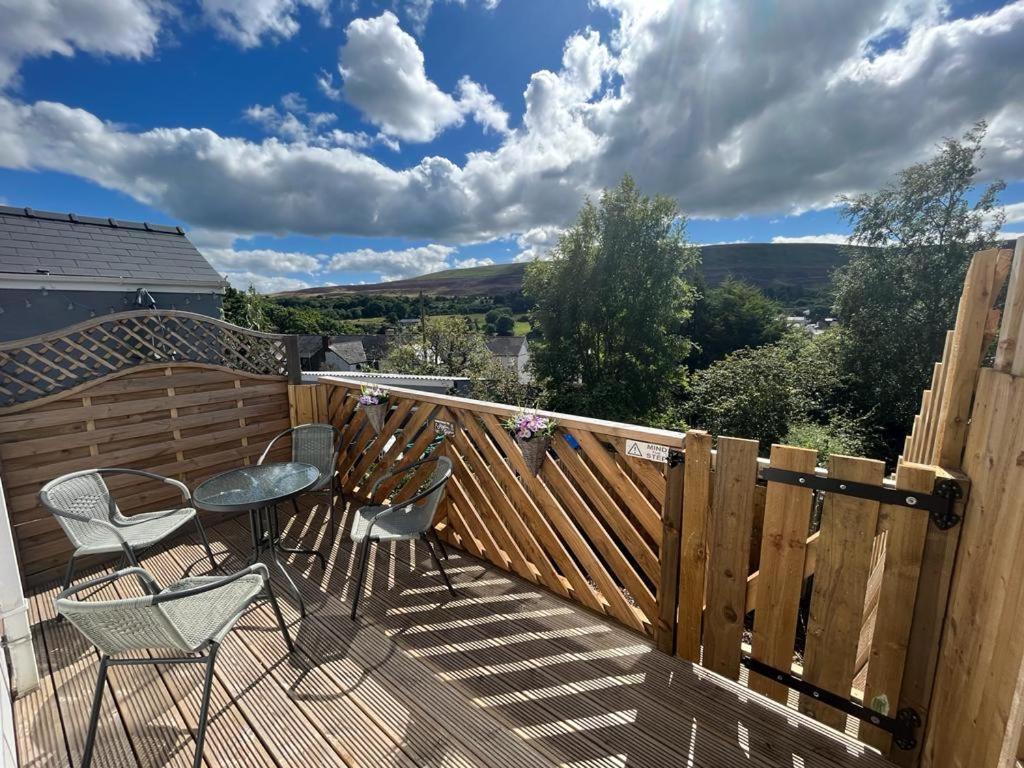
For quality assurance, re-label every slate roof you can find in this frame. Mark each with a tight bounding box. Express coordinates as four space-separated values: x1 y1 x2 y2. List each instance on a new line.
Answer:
486 336 527 357
331 334 389 363
297 335 326 358
0 205 224 288
329 340 367 365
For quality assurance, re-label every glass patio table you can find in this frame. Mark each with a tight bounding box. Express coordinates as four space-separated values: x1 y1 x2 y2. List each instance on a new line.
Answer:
194 462 321 616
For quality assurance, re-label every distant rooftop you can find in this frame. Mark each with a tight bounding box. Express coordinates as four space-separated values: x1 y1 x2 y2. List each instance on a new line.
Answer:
486 336 527 357
0 205 224 289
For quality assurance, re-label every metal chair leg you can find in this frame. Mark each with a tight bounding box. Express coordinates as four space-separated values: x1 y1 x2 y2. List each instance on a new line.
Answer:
61 553 77 591
327 488 336 540
432 531 450 561
265 580 295 654
193 643 220 768
350 539 372 620
422 533 456 596
194 515 218 572
80 655 110 768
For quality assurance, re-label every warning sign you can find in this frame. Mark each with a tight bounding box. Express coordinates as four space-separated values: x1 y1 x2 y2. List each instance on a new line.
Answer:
625 439 670 464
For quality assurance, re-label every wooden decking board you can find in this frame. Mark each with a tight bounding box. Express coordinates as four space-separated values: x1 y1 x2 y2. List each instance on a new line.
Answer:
204 517 554 768
15 501 893 768
223 507 888 768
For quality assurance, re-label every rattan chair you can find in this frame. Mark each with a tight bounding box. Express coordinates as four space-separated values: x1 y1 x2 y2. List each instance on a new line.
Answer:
259 423 344 539
349 456 454 619
40 468 217 591
56 564 293 768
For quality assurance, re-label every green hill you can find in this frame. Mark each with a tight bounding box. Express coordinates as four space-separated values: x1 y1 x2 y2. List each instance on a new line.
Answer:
278 242 855 298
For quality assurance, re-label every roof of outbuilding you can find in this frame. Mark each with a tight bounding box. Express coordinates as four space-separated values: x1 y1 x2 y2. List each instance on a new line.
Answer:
328 340 367 365
486 336 527 356
0 205 225 288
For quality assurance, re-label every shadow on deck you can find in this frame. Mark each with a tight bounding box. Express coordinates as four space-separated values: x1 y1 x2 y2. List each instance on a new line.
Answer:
14 498 892 768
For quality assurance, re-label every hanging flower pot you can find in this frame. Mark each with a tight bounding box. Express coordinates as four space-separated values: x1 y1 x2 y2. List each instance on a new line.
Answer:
358 385 390 435
505 409 557 476
517 433 551 476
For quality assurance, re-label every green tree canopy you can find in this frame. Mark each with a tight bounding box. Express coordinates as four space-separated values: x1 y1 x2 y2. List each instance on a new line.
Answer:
833 122 1005 458
688 278 787 369
495 314 515 336
380 316 527 403
525 175 699 421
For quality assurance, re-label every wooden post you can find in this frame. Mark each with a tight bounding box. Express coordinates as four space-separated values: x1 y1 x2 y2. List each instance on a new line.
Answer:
922 368 1024 768
933 248 1006 467
676 430 712 662
284 334 302 385
655 452 685 653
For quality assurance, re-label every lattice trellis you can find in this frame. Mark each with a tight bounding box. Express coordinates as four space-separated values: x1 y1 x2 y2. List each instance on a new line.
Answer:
0 311 291 408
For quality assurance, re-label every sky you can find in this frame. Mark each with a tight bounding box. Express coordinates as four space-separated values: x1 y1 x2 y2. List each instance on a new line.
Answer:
0 0 1022 293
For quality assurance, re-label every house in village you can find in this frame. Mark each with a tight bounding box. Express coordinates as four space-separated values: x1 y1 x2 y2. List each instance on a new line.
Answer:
0 206 225 341
486 335 531 383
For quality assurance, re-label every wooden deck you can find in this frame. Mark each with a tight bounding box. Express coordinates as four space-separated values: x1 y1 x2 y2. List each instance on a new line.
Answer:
14 499 893 768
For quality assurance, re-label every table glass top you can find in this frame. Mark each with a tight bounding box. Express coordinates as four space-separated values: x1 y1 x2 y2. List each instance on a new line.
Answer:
193 462 320 511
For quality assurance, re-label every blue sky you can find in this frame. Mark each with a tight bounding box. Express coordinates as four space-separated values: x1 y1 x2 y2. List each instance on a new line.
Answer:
1 0 1022 292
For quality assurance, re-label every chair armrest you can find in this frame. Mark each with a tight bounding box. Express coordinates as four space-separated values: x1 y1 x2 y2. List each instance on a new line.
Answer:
258 428 292 466
57 567 160 600
96 468 192 506
152 564 269 604
50 510 131 544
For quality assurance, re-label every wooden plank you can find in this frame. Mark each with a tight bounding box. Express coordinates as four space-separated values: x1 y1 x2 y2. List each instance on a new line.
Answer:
860 462 936 751
995 237 1024 374
934 248 1005 467
923 369 1024 768
655 453 684 652
800 454 885 728
676 430 712 662
701 436 759 680
549 432 660 584
571 430 662 541
748 443 818 702
891 468 969 768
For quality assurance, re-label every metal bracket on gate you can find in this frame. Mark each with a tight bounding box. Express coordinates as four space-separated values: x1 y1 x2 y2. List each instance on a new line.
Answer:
740 656 921 750
760 468 963 530
667 449 685 468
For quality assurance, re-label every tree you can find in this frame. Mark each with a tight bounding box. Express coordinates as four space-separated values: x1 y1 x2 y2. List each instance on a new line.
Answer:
222 285 271 331
833 122 1005 458
525 175 699 421
688 278 787 368
686 330 859 452
495 315 515 336
380 316 528 403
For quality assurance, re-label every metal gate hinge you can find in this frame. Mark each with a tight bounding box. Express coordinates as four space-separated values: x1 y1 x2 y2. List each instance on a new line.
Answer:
760 468 963 530
667 449 684 468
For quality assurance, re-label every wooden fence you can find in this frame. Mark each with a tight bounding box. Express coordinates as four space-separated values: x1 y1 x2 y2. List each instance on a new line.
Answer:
302 375 949 758
0 311 301 585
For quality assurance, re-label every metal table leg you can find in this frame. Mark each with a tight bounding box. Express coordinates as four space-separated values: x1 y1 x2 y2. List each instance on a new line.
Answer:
270 504 326 570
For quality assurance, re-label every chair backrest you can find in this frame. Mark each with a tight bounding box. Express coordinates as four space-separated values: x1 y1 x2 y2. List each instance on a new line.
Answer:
39 470 118 549
291 423 343 480
55 594 191 655
391 456 453 533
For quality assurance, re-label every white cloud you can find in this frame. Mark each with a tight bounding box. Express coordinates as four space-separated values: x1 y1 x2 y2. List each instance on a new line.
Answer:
221 270 312 293
0 0 1022 255
513 226 562 262
326 244 457 281
451 256 495 269
771 234 850 245
199 0 330 48
1003 201 1024 225
203 247 322 274
0 0 163 87
404 0 502 35
333 12 509 142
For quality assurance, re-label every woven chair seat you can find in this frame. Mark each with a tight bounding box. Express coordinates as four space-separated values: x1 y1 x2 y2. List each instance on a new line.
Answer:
350 503 434 542
161 574 266 648
74 507 198 555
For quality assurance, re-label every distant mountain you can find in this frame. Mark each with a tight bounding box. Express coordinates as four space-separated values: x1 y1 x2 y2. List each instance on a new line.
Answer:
276 242 855 298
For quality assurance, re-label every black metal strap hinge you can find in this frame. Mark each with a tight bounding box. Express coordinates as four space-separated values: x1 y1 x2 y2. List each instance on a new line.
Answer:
760 468 963 530
667 449 684 468
740 656 921 750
